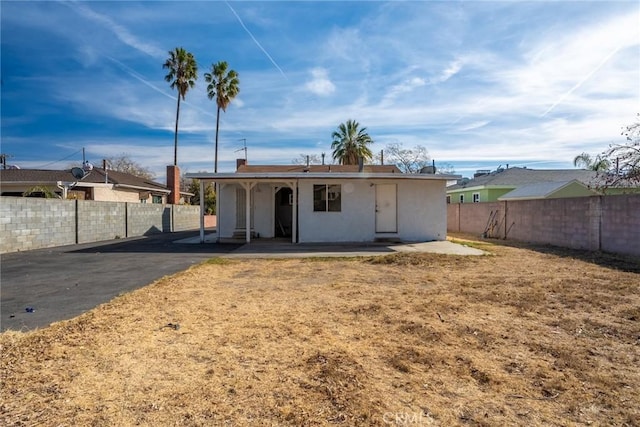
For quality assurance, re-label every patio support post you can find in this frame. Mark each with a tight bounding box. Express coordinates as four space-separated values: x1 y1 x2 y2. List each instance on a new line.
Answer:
245 182 251 243
199 180 205 243
291 181 298 244
240 181 256 243
215 182 221 243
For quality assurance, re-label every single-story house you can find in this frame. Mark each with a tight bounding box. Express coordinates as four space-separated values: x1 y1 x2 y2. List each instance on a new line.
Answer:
497 179 596 201
0 167 175 203
187 162 460 243
446 167 605 204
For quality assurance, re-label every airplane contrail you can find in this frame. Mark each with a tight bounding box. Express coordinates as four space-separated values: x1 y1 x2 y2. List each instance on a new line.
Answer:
541 44 623 117
106 56 216 118
225 1 288 80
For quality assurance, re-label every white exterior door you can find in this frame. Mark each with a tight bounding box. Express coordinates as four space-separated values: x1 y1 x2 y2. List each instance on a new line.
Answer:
375 184 397 233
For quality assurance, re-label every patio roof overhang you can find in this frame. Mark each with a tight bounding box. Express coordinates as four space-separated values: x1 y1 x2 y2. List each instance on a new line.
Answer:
186 172 461 182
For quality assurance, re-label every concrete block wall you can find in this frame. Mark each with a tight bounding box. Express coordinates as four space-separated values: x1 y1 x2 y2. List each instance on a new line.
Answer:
1 198 203 253
505 198 595 250
172 205 201 231
0 197 76 251
447 195 640 256
601 194 640 256
77 200 126 244
127 204 170 236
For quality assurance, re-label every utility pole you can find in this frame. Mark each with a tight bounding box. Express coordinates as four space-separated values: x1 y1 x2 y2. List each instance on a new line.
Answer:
0 154 14 169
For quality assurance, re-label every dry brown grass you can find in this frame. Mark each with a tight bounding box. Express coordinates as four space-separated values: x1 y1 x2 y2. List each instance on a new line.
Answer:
1 235 639 426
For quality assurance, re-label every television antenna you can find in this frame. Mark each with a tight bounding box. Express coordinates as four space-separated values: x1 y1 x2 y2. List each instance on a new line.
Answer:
235 138 247 161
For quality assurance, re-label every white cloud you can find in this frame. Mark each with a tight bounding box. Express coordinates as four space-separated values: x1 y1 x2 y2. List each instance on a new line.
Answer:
63 1 166 59
431 60 463 84
305 68 336 96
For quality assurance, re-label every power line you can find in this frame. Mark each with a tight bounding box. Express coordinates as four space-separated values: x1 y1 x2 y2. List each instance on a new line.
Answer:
35 149 83 169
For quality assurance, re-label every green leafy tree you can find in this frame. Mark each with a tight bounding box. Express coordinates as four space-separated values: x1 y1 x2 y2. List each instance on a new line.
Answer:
573 152 610 171
331 119 374 165
204 61 240 173
23 185 56 198
188 178 216 214
163 47 198 166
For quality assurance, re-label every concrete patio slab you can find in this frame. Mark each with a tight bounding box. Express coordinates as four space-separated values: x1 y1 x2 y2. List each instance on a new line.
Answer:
173 233 486 258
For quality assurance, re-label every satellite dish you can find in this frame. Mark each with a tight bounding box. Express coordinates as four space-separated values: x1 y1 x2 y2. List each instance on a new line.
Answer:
71 167 85 179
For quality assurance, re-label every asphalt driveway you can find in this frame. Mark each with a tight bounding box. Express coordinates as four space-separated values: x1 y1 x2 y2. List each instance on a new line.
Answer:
0 231 240 332
1 231 483 332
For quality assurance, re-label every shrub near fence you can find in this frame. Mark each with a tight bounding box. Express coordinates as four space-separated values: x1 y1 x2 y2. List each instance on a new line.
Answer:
447 194 640 257
0 197 204 253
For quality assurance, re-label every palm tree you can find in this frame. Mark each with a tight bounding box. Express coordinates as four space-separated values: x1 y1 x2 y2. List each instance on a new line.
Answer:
204 61 240 173
163 47 198 166
573 152 610 171
331 119 374 165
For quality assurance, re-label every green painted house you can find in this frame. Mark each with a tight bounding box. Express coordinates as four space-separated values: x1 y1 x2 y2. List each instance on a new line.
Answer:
446 167 602 204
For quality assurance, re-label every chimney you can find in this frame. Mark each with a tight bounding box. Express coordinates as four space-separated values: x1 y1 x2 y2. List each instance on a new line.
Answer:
167 165 180 204
236 158 246 170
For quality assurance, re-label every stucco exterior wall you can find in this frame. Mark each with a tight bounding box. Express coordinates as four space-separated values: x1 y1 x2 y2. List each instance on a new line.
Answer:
217 184 238 239
253 183 274 238
217 179 449 242
298 180 375 242
447 187 513 204
93 186 141 202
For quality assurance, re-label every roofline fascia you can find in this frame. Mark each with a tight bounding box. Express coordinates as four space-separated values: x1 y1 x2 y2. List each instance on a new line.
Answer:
186 172 460 181
446 184 516 193
114 183 171 194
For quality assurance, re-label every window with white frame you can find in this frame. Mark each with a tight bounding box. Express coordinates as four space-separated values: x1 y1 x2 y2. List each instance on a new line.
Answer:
459 194 464 203
313 184 341 212
446 195 451 204
473 193 480 203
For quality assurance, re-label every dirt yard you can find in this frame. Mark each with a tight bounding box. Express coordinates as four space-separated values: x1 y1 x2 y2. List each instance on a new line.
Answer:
1 236 639 426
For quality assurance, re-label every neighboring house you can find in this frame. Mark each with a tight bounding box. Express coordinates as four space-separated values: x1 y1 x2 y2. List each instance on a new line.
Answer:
497 180 595 201
187 162 459 243
446 167 606 204
0 167 172 203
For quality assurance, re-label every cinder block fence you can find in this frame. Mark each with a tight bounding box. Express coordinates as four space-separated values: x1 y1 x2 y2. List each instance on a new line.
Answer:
0 197 208 253
447 194 640 257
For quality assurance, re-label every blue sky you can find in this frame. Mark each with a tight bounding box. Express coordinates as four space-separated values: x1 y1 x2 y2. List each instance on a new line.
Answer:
2 1 639 180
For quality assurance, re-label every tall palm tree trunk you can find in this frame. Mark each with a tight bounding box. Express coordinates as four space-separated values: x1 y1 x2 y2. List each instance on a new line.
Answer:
214 105 221 173
174 96 181 166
